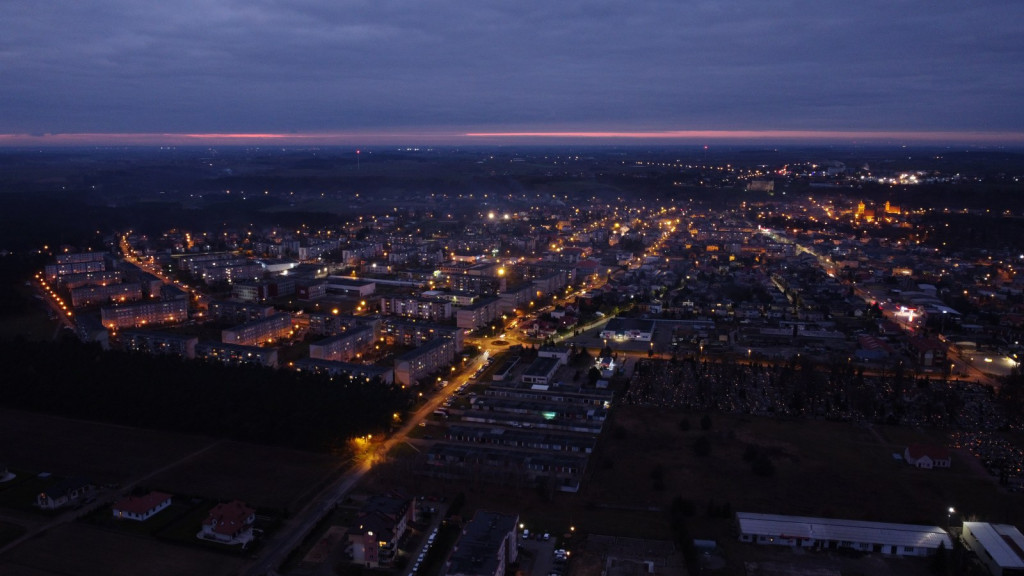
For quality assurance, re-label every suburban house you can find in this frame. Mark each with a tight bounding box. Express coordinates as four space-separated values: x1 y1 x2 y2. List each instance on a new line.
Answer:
199 500 256 545
347 493 416 567
112 491 172 521
736 512 952 557
904 445 952 469
36 477 95 510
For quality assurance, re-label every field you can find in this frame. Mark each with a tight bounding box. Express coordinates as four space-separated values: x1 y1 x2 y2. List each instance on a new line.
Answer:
0 523 243 576
0 408 212 483
587 407 1024 527
145 440 343 512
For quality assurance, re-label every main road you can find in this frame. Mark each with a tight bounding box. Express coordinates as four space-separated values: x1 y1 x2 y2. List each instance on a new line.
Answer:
241 353 488 576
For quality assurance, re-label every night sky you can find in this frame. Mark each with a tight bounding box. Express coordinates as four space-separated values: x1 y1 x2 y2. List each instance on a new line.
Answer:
2 0 1023 145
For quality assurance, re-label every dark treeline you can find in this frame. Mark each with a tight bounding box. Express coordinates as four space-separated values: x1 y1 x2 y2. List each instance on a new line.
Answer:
0 338 410 452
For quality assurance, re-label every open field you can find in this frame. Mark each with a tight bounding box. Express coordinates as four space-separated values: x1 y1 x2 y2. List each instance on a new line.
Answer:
145 440 342 512
0 523 243 576
0 409 342 513
588 407 1024 526
0 408 211 483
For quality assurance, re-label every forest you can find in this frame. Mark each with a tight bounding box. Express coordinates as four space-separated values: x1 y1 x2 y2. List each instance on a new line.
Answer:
0 337 411 453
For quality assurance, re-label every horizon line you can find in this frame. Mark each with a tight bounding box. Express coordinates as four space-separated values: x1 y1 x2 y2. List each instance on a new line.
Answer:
1 129 1024 147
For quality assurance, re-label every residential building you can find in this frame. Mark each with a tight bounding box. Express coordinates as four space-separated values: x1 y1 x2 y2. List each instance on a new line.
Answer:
443 510 519 576
119 330 198 359
222 313 293 346
200 500 256 545
36 477 95 510
196 342 279 368
100 298 189 330
348 493 415 568
309 326 376 362
904 445 952 469
456 297 500 330
395 338 458 386
112 491 172 521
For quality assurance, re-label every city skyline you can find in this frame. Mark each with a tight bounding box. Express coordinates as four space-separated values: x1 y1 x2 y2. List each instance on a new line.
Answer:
3 0 1024 146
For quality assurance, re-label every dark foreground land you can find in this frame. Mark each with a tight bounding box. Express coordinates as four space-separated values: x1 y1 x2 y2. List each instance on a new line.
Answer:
0 402 1018 575
0 408 344 576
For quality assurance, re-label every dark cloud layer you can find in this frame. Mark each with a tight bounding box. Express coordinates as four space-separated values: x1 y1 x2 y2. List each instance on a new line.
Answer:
2 0 1023 138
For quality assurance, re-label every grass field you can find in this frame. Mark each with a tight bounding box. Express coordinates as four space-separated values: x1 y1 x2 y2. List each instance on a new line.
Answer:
0 523 244 576
145 440 343 513
0 520 25 548
0 408 212 483
586 407 1024 528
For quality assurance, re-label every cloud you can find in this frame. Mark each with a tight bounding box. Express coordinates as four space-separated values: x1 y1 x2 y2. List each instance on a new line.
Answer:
1 0 1022 137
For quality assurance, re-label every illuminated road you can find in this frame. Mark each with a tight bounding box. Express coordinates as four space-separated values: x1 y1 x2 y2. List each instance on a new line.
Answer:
242 355 487 576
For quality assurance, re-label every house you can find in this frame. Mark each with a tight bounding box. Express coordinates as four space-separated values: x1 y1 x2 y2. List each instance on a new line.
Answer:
199 500 256 545
904 445 952 469
112 491 172 521
36 477 95 510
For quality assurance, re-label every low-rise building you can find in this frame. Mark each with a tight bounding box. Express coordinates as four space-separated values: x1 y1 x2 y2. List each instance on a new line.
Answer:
736 512 951 557
112 491 172 521
962 521 1024 576
904 445 952 469
36 477 95 510
444 511 519 576
200 500 255 545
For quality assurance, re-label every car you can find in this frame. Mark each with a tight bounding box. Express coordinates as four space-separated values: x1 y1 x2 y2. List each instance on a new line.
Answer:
543 532 550 541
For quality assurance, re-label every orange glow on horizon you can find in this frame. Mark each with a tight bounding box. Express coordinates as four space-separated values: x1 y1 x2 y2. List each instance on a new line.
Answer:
0 128 1022 146
463 129 1024 143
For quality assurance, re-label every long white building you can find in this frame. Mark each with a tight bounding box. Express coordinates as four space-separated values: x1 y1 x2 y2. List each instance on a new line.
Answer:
736 512 951 557
963 522 1024 576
